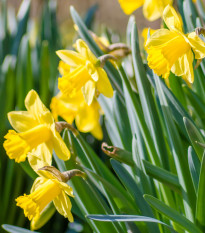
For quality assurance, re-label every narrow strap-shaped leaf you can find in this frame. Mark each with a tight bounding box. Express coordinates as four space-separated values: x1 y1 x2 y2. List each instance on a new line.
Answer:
154 73 196 221
182 85 205 118
53 132 121 233
196 152 205 231
113 92 132 151
2 224 40 233
132 136 153 194
144 195 202 233
119 65 161 167
131 22 169 169
188 146 200 193
63 131 126 233
11 0 31 55
84 167 138 214
99 95 123 148
184 117 205 161
111 159 160 233
143 160 181 193
147 71 192 140
87 215 177 233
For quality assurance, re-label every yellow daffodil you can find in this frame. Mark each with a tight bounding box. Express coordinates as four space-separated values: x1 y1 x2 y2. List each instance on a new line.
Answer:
146 5 205 83
50 91 103 140
118 0 173 21
3 90 70 163
56 39 113 105
16 169 74 223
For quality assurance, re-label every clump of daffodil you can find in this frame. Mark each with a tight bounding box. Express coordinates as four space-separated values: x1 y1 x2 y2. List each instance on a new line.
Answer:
3 90 70 163
118 0 173 21
57 39 113 106
146 5 205 83
16 167 75 223
50 90 103 140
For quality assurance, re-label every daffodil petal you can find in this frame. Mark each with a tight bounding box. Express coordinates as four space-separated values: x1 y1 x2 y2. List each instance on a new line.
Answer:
86 61 99 81
7 111 38 133
90 123 103 140
187 32 205 59
53 192 73 222
96 68 113 98
163 5 183 32
143 0 161 21
118 0 144 15
30 177 46 193
81 80 96 106
59 182 74 197
52 129 70 161
75 104 97 132
171 49 194 83
50 95 76 124
56 50 85 68
75 39 97 64
25 90 54 125
58 61 70 76
28 144 52 171
146 29 176 47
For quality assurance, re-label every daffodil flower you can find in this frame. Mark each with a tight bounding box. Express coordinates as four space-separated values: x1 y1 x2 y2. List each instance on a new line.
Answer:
3 90 70 163
146 5 205 83
50 91 103 140
57 39 113 105
16 168 74 223
118 0 173 21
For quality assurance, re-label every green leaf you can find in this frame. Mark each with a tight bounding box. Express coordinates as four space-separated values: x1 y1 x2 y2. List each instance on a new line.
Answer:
19 160 37 180
87 215 177 233
169 73 186 109
111 159 160 233
84 167 138 214
11 0 31 55
184 117 205 161
144 195 202 233
2 224 40 233
99 95 123 148
132 136 153 194
61 130 124 233
182 84 205 119
143 160 181 193
131 22 169 169
119 65 161 167
196 152 205 231
102 143 134 166
154 73 196 221
113 92 132 151
188 146 200 193
16 35 33 109
147 71 191 140
39 41 50 105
